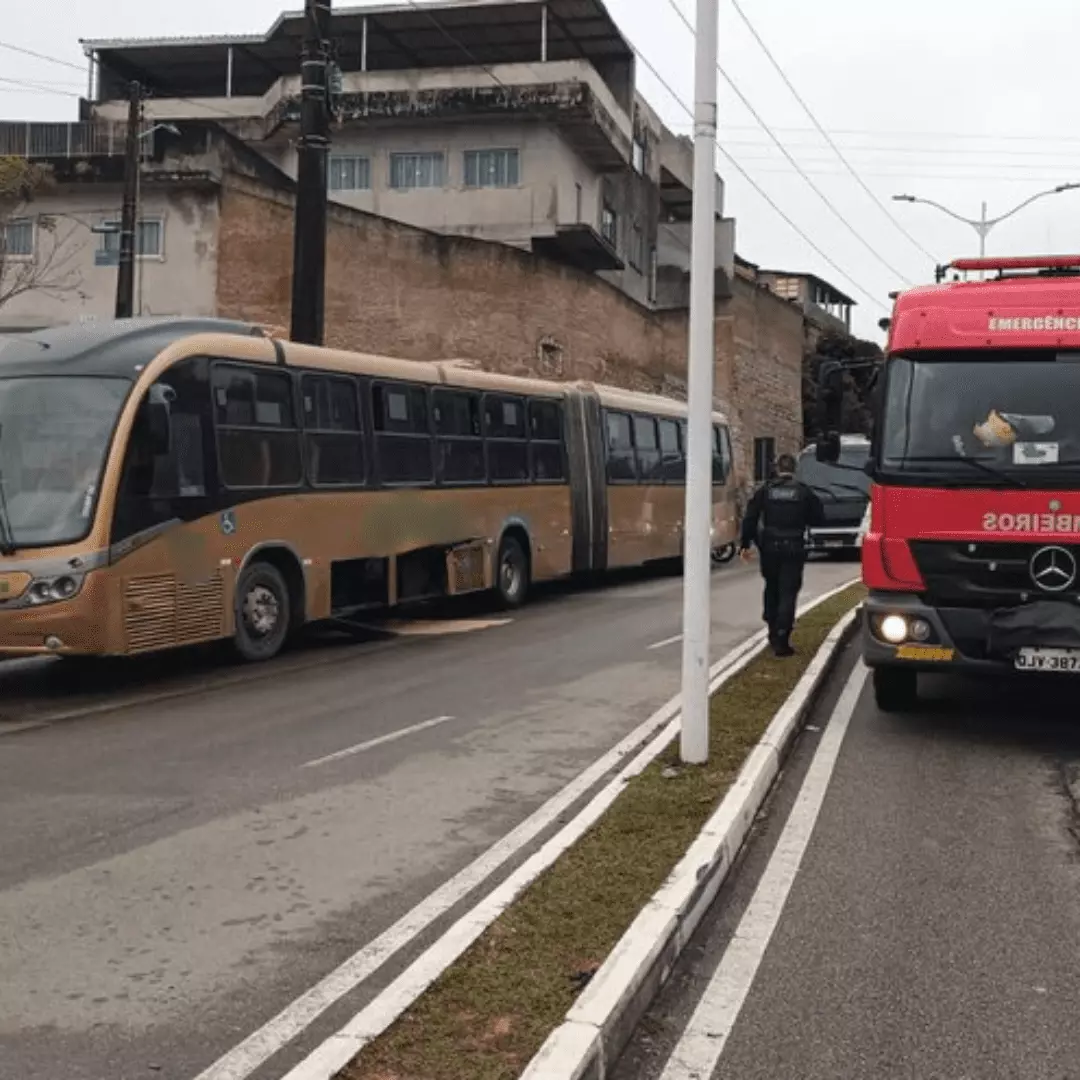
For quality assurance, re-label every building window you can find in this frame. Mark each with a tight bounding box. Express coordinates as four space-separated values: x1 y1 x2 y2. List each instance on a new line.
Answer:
390 152 446 190
629 224 643 272
328 155 371 192
1 218 33 258
601 203 617 248
464 148 519 189
97 218 163 263
753 436 776 482
632 138 645 174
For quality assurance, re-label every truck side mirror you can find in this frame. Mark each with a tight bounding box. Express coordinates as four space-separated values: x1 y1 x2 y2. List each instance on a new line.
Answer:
816 432 840 463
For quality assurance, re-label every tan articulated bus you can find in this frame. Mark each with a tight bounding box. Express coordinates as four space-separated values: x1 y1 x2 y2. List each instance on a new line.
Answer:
0 318 737 661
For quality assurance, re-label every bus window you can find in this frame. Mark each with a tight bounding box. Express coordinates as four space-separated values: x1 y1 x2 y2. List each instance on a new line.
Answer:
658 418 681 483
113 357 213 542
528 399 565 483
713 424 732 484
633 415 662 482
213 365 302 490
434 388 485 485
484 394 528 484
302 374 364 487
373 382 433 486
606 411 636 482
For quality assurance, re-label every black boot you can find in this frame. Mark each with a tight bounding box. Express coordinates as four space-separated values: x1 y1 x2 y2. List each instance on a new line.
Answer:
773 633 794 658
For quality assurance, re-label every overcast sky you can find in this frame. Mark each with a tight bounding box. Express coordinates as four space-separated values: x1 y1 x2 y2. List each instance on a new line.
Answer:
4 0 1080 340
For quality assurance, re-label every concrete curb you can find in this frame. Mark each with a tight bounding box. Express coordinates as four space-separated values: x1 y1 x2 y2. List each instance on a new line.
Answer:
519 603 863 1080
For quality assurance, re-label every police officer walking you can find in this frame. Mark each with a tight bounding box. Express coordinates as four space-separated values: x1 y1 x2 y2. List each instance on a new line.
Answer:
738 453 825 657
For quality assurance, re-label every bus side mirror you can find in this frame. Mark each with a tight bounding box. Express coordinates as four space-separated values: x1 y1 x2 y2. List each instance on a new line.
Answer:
146 400 172 457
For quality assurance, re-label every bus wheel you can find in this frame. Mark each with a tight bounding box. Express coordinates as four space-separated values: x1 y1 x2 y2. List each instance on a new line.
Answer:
873 667 917 713
234 561 291 662
496 535 529 609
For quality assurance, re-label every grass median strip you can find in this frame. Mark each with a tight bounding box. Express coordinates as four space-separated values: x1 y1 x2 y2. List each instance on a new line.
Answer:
343 583 866 1080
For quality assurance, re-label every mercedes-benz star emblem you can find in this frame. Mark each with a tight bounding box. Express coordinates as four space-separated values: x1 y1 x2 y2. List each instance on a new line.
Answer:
1030 545 1078 593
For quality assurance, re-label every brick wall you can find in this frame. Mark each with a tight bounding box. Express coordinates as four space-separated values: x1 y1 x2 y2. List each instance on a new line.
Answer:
215 173 803 489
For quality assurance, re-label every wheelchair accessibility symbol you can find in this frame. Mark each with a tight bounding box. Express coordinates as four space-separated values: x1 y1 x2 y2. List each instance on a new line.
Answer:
220 510 237 536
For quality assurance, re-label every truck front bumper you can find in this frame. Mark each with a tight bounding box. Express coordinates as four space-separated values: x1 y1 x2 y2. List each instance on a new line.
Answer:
863 592 1018 675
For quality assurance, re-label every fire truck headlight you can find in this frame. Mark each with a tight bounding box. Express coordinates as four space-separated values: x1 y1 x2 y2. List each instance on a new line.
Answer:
910 619 932 642
880 615 908 644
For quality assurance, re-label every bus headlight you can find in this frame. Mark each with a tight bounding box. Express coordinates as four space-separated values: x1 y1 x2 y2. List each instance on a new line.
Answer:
879 615 908 644
27 574 84 605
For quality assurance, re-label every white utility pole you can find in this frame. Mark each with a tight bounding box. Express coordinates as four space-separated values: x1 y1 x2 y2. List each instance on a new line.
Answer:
679 0 720 766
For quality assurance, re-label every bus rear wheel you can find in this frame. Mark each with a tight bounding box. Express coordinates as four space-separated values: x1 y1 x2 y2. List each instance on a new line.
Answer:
873 667 918 713
233 561 291 662
496 535 529 609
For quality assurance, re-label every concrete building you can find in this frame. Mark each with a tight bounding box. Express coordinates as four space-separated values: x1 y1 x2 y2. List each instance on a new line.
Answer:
754 267 855 335
80 0 733 309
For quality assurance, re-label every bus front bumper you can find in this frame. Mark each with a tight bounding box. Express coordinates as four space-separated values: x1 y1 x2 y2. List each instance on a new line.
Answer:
0 573 113 657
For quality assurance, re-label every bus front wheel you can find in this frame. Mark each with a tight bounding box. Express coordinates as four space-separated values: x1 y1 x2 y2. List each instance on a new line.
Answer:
873 667 918 713
496 535 530 609
233 561 291 662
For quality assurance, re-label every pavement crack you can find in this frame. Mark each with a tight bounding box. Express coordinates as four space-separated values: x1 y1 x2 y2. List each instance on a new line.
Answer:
1054 759 1080 854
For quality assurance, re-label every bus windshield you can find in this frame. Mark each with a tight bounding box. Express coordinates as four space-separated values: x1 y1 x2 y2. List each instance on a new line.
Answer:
0 376 131 549
881 352 1080 483
796 445 870 499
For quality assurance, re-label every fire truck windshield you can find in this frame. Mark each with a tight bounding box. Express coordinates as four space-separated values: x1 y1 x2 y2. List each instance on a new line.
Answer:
879 351 1080 484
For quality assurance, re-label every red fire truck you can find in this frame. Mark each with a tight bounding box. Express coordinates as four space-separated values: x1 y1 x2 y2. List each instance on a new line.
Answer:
818 255 1080 712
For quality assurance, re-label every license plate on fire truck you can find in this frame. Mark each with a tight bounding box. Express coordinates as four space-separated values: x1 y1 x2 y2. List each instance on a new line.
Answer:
1015 648 1080 673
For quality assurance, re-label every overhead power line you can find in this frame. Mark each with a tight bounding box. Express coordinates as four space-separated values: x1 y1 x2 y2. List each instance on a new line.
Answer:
0 39 85 73
0 75 81 98
729 0 937 264
630 46 887 311
664 0 913 288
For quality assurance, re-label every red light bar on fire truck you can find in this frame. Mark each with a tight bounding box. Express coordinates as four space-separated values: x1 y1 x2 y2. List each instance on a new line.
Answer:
937 255 1080 280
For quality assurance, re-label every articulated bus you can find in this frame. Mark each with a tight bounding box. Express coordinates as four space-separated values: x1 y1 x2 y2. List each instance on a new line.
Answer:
819 254 1080 712
0 318 736 662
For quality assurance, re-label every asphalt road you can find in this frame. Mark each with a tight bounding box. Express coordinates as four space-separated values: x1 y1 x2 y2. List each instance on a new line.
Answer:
0 558 855 1080
616 643 1080 1080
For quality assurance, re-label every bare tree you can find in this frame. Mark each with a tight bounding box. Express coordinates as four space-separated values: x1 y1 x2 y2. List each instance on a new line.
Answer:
0 157 84 312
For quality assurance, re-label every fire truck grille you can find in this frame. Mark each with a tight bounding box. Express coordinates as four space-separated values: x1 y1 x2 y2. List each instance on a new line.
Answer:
910 540 1080 607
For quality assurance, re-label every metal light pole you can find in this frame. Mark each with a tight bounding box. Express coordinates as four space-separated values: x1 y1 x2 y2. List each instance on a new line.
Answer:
679 0 720 766
893 184 1080 259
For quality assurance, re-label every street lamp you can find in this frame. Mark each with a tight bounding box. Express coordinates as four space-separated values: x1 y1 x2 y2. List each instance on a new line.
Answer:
892 184 1080 259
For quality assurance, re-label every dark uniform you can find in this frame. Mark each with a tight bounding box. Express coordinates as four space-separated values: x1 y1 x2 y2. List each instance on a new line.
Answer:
739 460 825 656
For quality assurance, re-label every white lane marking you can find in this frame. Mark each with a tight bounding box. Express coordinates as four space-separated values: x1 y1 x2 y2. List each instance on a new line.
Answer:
657 662 868 1080
302 716 456 769
648 633 683 651
192 575 858 1080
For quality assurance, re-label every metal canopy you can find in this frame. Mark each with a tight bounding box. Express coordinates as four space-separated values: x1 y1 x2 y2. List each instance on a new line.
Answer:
85 1 634 100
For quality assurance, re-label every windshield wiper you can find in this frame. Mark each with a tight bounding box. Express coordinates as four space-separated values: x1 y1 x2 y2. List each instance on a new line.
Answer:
897 455 1029 489
0 426 17 556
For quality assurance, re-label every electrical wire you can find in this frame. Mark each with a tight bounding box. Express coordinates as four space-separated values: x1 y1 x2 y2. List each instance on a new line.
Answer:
0 76 82 98
0 39 86 73
728 0 938 265
630 45 888 311
664 0 913 288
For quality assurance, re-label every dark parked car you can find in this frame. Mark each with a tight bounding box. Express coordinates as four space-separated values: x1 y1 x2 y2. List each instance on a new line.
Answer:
796 436 871 557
